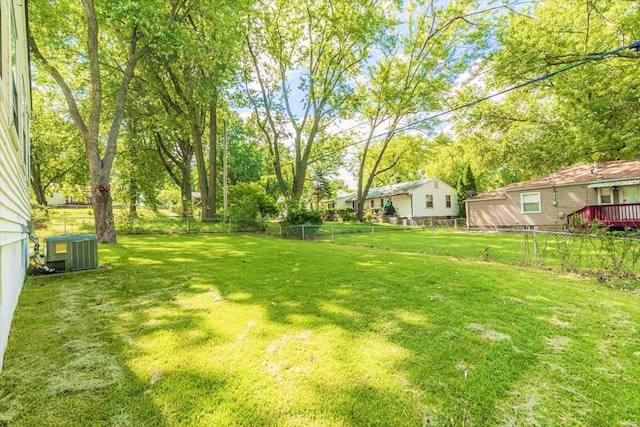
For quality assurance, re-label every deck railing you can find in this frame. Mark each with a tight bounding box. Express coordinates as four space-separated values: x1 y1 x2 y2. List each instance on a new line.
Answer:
567 203 640 228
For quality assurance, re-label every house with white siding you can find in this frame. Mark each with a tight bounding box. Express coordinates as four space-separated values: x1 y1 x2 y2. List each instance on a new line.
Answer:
466 159 640 230
0 0 31 371
346 178 459 221
321 189 353 210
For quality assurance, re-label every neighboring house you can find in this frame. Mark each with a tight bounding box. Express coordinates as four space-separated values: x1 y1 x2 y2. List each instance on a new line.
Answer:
45 190 92 207
45 191 66 206
322 189 353 210
466 158 640 230
0 0 32 371
346 178 459 219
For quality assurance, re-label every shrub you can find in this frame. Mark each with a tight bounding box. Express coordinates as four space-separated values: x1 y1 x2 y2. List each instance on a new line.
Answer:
323 208 337 222
338 207 355 222
281 209 323 239
228 183 278 231
282 209 323 226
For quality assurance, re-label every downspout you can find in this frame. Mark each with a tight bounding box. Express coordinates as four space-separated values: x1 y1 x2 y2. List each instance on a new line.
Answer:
551 173 558 224
465 199 469 230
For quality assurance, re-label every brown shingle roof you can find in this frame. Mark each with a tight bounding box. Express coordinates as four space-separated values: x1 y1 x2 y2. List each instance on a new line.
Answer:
470 158 640 201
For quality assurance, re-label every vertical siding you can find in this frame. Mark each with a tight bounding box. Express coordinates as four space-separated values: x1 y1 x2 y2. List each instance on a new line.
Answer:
389 195 412 217
411 178 459 217
0 0 31 371
467 184 595 229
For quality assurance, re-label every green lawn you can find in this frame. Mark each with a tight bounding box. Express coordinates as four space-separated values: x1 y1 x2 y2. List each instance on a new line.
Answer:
324 226 640 280
2 234 640 426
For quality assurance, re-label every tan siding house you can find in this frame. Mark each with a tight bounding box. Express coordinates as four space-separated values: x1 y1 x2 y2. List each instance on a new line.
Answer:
467 159 640 230
0 0 31 371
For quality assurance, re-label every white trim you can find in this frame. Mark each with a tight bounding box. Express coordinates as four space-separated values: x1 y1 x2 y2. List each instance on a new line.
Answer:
598 187 613 205
520 191 541 214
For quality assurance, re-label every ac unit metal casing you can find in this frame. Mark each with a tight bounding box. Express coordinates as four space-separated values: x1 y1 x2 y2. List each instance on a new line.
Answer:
45 234 98 272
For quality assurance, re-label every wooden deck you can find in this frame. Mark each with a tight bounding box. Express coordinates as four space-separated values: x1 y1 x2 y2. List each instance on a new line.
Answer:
567 203 640 228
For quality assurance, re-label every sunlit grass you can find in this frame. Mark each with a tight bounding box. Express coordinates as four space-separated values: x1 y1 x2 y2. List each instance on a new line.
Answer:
2 234 640 426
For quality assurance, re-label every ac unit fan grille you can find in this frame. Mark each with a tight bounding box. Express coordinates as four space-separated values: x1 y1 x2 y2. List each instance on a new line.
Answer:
70 239 98 270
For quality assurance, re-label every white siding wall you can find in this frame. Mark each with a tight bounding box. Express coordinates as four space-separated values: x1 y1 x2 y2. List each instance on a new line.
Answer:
411 178 459 217
389 195 412 217
0 0 31 371
45 191 66 206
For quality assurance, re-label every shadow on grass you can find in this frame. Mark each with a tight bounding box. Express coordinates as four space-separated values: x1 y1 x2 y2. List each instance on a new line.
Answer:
103 234 552 424
6 233 640 425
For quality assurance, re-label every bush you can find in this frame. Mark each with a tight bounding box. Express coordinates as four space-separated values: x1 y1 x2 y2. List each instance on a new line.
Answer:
323 208 337 222
324 207 354 222
338 207 355 222
281 209 323 239
228 183 278 231
282 209 323 226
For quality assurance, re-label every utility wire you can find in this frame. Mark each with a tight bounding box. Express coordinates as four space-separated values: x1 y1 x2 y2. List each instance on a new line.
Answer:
310 39 640 165
323 1 609 140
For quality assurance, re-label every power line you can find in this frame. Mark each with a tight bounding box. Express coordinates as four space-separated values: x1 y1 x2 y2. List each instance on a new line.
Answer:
310 39 640 165
324 1 610 140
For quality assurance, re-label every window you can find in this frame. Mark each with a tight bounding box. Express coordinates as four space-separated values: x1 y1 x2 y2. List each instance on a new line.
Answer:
445 195 451 208
379 198 384 207
426 194 433 208
434 181 439 189
521 192 541 213
599 187 612 205
370 200 374 208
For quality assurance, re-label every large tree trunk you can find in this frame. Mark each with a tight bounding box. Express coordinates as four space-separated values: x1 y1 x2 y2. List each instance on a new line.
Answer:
31 165 48 206
29 1 149 244
92 169 117 243
180 164 193 218
207 95 218 220
191 121 211 220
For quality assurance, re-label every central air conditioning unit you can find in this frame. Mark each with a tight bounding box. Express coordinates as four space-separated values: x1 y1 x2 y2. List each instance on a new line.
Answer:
45 234 99 272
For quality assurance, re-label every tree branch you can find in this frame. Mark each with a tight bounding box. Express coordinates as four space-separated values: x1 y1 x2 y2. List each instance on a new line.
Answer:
28 35 89 143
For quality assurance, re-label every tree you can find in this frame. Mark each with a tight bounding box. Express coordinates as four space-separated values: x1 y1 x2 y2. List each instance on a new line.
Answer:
30 86 89 206
455 164 476 218
243 0 389 206
136 0 249 221
353 133 429 188
454 0 640 182
351 0 506 221
309 169 332 210
223 113 267 185
228 182 277 229
111 115 167 216
29 0 183 242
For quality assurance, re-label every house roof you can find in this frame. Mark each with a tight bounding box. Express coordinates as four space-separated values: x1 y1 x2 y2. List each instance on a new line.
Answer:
344 178 437 202
469 158 640 201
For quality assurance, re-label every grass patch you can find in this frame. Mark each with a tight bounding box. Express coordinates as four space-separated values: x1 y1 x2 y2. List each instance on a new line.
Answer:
2 234 640 425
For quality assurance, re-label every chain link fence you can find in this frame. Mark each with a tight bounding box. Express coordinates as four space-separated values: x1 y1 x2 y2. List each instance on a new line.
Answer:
276 223 640 284
31 214 640 284
31 215 270 237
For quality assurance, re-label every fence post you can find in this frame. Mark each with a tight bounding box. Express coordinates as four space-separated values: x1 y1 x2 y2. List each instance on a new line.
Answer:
302 225 305 240
431 225 435 253
64 214 67 234
454 218 458 229
331 226 334 241
187 218 190 234
533 229 538 268
279 223 282 237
